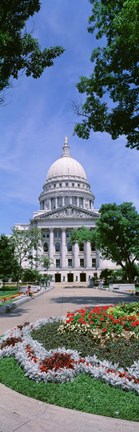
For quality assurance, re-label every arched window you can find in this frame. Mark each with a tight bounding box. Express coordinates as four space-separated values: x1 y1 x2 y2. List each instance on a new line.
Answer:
67 241 72 252
43 243 48 253
79 242 84 252
55 242 60 252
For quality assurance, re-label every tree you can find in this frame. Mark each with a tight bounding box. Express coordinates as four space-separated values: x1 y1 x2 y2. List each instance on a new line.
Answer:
22 268 41 284
96 202 139 282
41 256 51 270
0 0 64 101
11 227 42 287
71 203 139 282
0 234 19 286
99 269 113 286
74 0 139 149
70 226 94 245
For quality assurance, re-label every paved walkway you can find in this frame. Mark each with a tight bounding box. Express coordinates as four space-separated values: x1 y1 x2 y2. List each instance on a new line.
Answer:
0 286 139 431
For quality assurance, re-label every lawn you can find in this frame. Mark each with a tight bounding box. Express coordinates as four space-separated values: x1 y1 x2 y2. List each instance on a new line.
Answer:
0 302 139 422
0 286 18 300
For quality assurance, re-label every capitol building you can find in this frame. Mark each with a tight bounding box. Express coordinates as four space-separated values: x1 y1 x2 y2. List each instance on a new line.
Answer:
16 137 115 284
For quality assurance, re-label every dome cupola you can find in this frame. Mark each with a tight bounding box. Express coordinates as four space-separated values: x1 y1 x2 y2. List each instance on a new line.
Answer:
47 137 87 181
39 137 95 212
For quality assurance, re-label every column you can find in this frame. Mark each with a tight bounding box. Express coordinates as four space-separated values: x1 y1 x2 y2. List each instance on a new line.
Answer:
85 242 92 268
49 228 54 268
73 242 79 268
77 197 79 207
95 249 100 270
61 228 66 268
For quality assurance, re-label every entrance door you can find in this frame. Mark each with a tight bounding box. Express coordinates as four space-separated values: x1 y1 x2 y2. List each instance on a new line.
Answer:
55 273 61 282
68 273 74 282
80 273 86 282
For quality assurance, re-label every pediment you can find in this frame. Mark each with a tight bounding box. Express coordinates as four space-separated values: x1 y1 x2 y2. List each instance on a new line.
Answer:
33 205 99 221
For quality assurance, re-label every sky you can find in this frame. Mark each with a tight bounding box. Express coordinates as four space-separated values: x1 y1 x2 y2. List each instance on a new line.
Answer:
0 0 139 234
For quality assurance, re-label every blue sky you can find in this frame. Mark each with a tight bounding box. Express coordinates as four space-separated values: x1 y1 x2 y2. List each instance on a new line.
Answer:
0 0 139 234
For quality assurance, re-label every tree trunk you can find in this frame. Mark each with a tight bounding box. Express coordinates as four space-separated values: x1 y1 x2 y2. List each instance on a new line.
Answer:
125 262 137 283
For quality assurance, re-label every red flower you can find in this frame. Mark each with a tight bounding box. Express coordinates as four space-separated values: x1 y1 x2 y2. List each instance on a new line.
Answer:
131 321 138 327
40 352 75 372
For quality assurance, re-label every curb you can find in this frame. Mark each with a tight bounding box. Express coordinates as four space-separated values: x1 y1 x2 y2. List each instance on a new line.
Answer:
0 286 54 315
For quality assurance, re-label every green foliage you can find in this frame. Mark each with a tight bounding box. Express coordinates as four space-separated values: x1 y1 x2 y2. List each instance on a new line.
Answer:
0 235 19 285
0 0 64 101
11 227 42 285
40 256 51 269
75 0 139 149
70 226 96 245
100 269 114 285
96 202 139 282
32 317 139 369
71 202 139 282
22 268 41 283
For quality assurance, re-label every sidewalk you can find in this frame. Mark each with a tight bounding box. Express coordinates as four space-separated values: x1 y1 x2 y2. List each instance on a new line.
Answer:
0 286 139 431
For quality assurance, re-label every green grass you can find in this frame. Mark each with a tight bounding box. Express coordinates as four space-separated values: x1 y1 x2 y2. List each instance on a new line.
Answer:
0 288 18 300
0 357 139 421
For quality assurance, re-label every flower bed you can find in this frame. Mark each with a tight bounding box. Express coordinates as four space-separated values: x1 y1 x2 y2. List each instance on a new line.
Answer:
0 312 139 394
58 303 139 343
0 293 22 305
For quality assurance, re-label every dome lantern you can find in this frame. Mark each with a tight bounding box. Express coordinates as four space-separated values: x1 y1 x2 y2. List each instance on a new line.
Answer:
62 136 71 157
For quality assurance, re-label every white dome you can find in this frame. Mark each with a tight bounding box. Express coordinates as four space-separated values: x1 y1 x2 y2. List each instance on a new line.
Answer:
47 156 87 180
47 138 87 181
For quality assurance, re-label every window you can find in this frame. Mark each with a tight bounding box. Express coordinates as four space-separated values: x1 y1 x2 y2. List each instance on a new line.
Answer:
55 242 60 252
67 242 72 252
54 229 61 238
59 183 62 187
79 242 84 252
79 197 83 207
56 259 60 268
80 259 84 267
58 197 62 207
68 259 72 267
51 198 55 209
78 183 80 187
66 230 71 237
72 183 74 187
92 259 96 268
43 243 48 253
91 242 95 251
72 196 77 206
65 196 70 205
75 276 78 281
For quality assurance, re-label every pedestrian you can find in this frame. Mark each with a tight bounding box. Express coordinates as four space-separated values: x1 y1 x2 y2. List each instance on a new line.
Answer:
27 285 33 298
99 280 103 290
